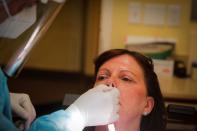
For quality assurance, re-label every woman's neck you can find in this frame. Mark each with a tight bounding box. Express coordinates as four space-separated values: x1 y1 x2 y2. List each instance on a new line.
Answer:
115 121 140 131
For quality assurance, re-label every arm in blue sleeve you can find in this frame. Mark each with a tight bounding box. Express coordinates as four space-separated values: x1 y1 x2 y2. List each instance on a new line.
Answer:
0 68 20 131
28 110 74 131
0 113 20 131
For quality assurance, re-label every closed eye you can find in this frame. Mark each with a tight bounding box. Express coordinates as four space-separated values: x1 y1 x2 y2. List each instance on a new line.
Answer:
120 76 136 83
121 77 132 82
96 75 108 81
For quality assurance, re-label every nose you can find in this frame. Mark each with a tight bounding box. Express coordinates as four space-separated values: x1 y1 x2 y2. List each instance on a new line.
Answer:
106 81 116 87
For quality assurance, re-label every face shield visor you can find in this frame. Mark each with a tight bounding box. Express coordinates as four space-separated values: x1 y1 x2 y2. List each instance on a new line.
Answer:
0 0 64 77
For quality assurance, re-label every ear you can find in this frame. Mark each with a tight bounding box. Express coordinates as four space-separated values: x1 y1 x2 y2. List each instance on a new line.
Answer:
143 97 154 116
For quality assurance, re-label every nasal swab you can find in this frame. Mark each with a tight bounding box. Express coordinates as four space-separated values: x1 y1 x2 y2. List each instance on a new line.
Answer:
108 124 115 131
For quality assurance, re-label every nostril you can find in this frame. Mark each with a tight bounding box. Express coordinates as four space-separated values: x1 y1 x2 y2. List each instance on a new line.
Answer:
106 83 110 87
106 83 115 87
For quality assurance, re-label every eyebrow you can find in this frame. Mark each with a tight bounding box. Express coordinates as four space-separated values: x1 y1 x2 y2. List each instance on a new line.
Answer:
97 68 110 74
98 68 138 78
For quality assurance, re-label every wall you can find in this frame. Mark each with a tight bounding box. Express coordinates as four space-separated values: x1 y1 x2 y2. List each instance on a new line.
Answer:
100 0 196 57
25 0 85 72
26 0 101 75
83 0 101 75
188 22 197 73
189 22 197 60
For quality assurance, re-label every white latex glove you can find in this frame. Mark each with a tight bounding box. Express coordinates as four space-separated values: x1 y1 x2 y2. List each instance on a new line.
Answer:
40 0 65 4
65 84 120 131
10 93 36 130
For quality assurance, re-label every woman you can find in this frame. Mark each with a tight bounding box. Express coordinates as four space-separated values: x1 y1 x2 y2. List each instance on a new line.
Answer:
93 49 166 131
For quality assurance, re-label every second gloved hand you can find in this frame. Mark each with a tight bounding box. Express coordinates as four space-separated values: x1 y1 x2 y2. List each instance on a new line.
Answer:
10 93 36 130
65 84 120 131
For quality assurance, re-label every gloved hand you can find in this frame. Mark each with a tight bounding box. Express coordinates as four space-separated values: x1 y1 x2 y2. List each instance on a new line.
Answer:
10 93 36 130
65 84 120 131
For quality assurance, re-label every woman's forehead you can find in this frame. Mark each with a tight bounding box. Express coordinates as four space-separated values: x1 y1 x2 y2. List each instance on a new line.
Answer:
101 54 138 66
99 54 143 74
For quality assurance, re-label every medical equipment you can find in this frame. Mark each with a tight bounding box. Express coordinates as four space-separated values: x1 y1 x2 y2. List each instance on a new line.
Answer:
1 0 12 17
108 124 115 131
2 1 64 77
0 0 37 38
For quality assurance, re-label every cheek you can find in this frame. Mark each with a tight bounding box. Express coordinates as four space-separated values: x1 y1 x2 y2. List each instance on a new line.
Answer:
118 86 147 118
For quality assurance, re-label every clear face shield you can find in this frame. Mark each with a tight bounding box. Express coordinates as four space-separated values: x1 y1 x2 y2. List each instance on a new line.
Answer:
0 0 65 77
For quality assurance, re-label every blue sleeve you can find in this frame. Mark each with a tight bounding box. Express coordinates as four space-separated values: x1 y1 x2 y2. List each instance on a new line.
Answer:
0 113 20 131
28 110 72 131
0 68 20 131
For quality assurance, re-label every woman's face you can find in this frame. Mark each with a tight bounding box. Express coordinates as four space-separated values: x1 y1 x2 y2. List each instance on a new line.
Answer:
95 54 154 126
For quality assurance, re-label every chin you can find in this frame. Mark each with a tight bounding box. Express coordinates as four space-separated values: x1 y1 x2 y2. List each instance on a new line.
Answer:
116 114 131 126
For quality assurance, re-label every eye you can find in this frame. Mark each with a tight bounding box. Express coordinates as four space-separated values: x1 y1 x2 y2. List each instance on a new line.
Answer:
96 74 108 81
121 76 133 82
122 77 131 82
